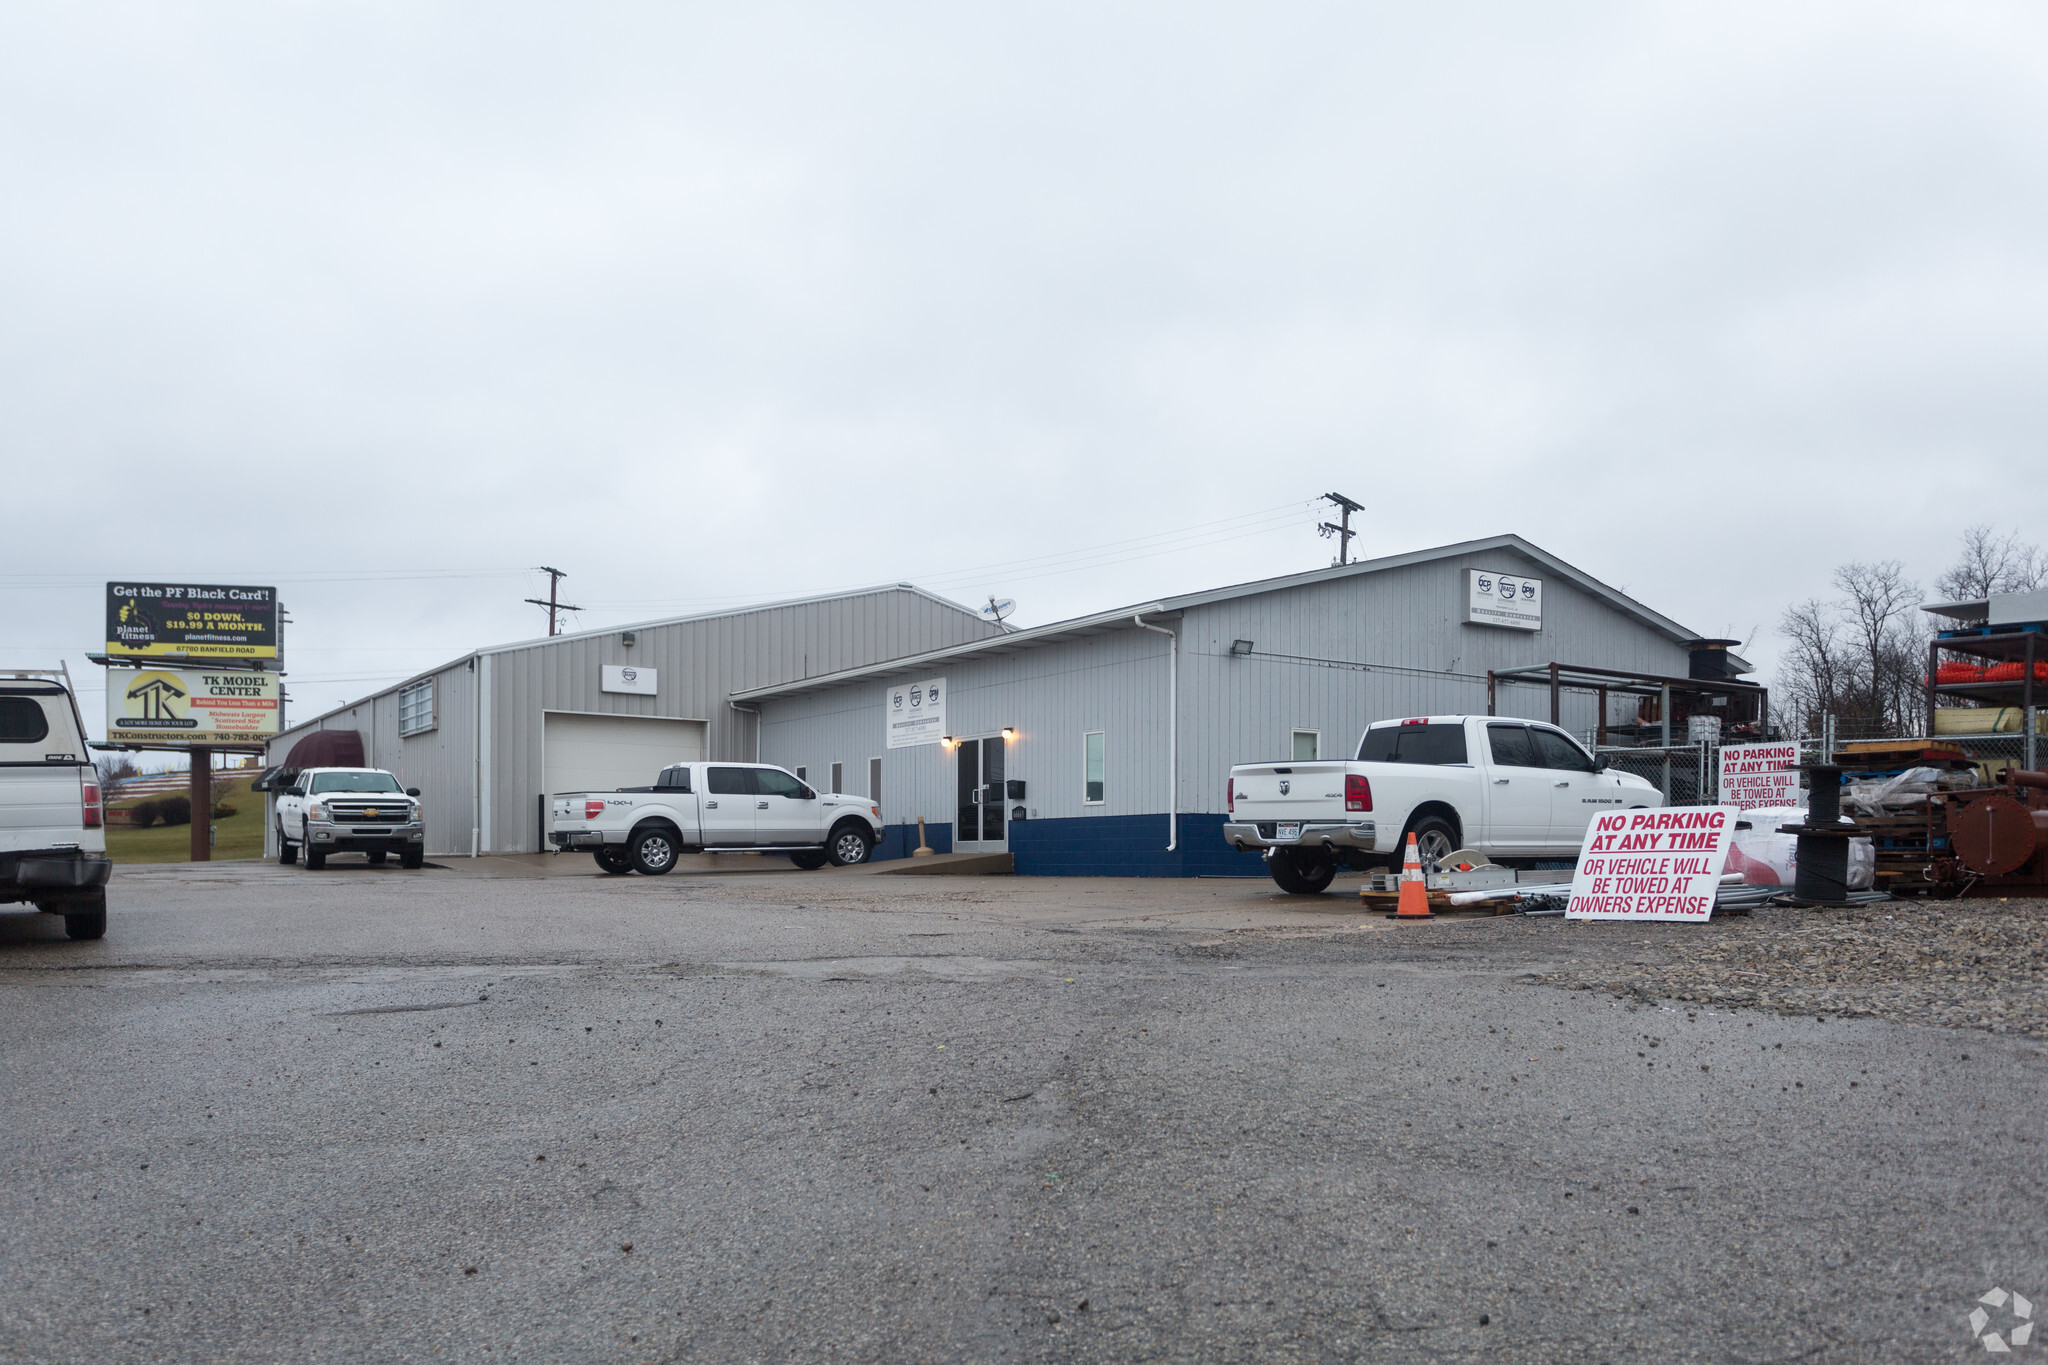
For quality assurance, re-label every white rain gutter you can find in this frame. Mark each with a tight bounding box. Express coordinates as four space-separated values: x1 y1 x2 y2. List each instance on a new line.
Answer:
1132 614 1178 852
729 699 762 762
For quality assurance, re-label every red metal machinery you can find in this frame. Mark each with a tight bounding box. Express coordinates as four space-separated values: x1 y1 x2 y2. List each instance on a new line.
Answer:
1940 770 2048 891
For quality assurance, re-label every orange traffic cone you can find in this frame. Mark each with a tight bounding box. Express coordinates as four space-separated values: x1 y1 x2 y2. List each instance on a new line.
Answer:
1391 832 1434 918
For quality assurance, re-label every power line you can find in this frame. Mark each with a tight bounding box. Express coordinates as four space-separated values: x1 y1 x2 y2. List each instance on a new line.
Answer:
523 566 582 637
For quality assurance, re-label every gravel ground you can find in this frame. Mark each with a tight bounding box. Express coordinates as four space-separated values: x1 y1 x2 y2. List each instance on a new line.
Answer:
1522 897 2048 1036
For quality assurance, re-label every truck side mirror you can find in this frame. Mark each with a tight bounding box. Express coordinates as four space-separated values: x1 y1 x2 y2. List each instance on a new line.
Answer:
799 786 816 799
405 787 421 797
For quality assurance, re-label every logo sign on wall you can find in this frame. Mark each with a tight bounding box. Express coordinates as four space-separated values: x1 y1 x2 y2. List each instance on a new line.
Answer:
1566 806 1737 921
884 676 947 749
600 665 658 695
1464 569 1542 631
106 583 279 660
106 667 281 745
1718 741 1800 810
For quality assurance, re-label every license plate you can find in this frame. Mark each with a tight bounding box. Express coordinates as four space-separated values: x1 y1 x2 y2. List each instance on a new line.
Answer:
1277 822 1300 840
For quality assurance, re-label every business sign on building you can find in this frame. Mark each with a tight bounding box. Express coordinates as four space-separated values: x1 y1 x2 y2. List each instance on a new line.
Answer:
106 667 281 745
1565 806 1736 921
600 665 658 695
106 583 279 660
1718 741 1800 810
885 675 947 749
1464 569 1542 630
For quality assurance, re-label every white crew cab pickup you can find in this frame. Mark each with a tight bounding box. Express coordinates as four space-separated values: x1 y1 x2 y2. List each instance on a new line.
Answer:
550 761 884 875
1224 715 1663 894
1 669 110 939
273 768 426 869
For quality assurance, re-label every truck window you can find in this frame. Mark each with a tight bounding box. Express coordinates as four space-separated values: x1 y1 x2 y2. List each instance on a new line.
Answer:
1356 724 1468 765
1530 727 1597 772
707 767 752 795
656 767 692 792
0 697 51 744
754 768 805 798
1485 723 1537 768
309 771 403 794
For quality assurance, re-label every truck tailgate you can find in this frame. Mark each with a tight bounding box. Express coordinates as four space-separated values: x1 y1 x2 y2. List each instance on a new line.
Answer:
1230 763 1354 822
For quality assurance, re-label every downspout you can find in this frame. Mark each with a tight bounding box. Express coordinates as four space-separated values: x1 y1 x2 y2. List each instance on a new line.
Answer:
470 655 481 858
729 699 762 763
1132 614 1177 852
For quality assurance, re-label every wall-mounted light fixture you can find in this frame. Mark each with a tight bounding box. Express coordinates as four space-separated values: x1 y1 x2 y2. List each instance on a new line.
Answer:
620 630 637 647
941 735 955 747
1001 726 1016 740
1230 639 1255 656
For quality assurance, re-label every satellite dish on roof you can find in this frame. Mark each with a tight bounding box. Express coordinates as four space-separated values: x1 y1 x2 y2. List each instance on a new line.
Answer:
982 597 1017 624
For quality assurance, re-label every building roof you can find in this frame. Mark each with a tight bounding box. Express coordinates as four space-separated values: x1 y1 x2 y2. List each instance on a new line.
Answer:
273 582 990 739
732 534 1721 702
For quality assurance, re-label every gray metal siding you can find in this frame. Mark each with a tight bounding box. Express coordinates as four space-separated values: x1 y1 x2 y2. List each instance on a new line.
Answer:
761 549 1697 832
485 587 997 851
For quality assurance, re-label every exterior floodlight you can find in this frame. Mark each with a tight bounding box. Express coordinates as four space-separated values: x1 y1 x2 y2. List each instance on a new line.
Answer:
941 735 954 746
1001 727 1016 740
1230 639 1254 656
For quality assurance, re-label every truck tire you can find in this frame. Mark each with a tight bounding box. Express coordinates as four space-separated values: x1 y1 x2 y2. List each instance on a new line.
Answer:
593 847 632 875
826 823 873 867
1268 848 1336 895
789 850 827 870
1404 814 1460 871
64 894 107 941
277 824 298 865
305 847 327 871
367 851 388 866
628 825 680 876
399 847 425 870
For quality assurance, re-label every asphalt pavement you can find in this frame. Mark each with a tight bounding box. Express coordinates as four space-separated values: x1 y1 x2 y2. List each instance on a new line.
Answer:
1 858 2042 1363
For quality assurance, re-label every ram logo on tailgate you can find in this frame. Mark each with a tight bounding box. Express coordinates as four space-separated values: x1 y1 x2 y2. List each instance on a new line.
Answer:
1278 780 1290 795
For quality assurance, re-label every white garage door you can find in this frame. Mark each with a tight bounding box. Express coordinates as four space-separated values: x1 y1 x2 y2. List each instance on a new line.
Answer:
543 713 707 797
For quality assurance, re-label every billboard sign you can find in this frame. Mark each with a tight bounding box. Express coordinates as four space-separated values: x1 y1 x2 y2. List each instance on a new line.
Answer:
1464 569 1542 630
106 583 278 660
885 676 947 749
106 667 281 745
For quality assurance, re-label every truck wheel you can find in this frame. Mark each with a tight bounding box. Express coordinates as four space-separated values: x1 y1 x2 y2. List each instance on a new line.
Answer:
789 850 827 870
1269 848 1336 895
399 848 425 870
628 826 679 876
1404 815 1460 871
826 824 873 867
64 895 107 941
305 848 327 870
593 848 632 875
367 851 388 866
277 825 298 865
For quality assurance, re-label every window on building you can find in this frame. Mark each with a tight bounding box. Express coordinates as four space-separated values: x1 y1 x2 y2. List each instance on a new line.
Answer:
1083 731 1105 804
1291 730 1319 762
830 761 843 793
794 766 807 782
869 756 883 809
398 679 435 737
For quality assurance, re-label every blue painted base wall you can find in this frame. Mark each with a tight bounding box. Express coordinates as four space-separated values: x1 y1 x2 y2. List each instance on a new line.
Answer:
1009 812 1268 879
873 821 953 862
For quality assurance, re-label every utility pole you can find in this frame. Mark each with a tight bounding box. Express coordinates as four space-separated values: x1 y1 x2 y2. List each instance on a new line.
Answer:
524 566 583 637
1317 491 1363 565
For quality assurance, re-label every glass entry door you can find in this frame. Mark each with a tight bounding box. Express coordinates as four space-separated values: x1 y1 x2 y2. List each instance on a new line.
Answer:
954 736 1006 848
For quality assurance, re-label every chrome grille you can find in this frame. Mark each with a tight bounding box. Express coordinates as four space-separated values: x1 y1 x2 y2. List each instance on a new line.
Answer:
327 802 409 824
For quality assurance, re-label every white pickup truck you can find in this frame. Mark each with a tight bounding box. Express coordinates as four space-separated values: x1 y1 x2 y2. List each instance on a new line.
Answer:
1224 714 1664 894
549 761 885 875
273 767 426 870
1 668 110 939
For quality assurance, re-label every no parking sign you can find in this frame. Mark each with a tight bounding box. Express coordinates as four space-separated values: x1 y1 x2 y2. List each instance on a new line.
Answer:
1565 806 1737 921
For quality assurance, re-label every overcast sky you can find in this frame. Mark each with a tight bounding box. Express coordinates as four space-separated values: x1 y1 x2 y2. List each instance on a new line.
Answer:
6 2 2046 750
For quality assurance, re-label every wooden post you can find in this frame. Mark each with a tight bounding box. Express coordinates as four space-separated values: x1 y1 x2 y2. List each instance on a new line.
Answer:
189 746 213 862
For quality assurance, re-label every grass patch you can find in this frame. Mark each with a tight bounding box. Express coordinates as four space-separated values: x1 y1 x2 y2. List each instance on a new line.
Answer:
106 774 264 865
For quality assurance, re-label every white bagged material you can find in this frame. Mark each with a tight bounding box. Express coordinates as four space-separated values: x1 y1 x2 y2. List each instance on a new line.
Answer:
1725 804 1875 891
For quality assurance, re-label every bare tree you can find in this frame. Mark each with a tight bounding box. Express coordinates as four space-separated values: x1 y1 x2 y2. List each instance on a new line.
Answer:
1776 598 1854 735
1833 560 1926 734
1936 525 2047 600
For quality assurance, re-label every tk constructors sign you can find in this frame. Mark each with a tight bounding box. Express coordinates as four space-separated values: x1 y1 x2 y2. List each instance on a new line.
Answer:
106 582 278 660
107 667 281 745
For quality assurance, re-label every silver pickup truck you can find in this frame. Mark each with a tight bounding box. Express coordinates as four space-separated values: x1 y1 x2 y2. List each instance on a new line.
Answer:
1 668 111 939
550 761 885 875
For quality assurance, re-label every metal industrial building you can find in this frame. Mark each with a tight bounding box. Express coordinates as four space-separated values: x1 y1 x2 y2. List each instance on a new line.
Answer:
261 585 1001 857
737 535 1745 875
